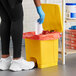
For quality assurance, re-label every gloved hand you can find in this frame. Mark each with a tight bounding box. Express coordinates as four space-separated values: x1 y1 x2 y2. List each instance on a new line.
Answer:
36 6 45 24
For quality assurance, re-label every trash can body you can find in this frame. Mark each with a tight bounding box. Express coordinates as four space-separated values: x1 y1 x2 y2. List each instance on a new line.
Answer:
25 39 58 68
23 31 60 68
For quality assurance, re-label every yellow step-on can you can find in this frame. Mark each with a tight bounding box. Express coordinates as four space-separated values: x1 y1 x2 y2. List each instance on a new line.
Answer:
25 38 59 68
23 4 63 68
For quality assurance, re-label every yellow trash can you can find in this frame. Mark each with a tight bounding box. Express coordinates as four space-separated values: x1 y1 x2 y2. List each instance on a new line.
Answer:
23 4 63 68
23 32 61 68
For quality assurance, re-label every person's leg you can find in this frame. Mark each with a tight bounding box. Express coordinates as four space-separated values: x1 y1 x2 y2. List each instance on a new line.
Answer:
0 2 12 71
9 4 35 72
1 20 11 58
10 3 23 59
0 2 11 58
11 19 23 59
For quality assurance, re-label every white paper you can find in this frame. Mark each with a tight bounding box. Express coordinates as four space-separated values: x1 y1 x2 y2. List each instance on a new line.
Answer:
35 22 43 35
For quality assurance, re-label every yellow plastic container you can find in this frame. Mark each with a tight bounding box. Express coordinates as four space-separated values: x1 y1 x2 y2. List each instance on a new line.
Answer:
24 4 63 68
25 39 58 68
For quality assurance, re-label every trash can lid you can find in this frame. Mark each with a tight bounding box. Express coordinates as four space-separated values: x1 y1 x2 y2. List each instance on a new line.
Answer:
41 4 63 33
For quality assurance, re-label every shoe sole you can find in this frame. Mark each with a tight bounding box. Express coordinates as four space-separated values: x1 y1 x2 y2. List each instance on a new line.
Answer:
9 66 35 72
0 69 8 71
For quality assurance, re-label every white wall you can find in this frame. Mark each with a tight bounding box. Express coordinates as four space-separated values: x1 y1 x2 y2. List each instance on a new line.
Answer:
23 0 76 32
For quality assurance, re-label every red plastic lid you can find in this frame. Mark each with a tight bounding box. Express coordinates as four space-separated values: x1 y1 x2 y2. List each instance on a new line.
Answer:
23 32 61 40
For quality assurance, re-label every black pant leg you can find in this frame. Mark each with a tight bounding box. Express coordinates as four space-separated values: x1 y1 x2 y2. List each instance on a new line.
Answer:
11 19 23 58
1 20 11 55
0 2 11 55
0 5 11 55
10 3 23 58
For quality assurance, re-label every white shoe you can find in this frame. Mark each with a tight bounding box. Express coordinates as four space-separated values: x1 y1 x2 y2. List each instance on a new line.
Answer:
0 57 12 71
9 57 35 72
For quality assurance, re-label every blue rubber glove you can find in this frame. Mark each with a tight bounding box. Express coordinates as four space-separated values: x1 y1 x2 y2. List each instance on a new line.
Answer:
36 6 45 24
